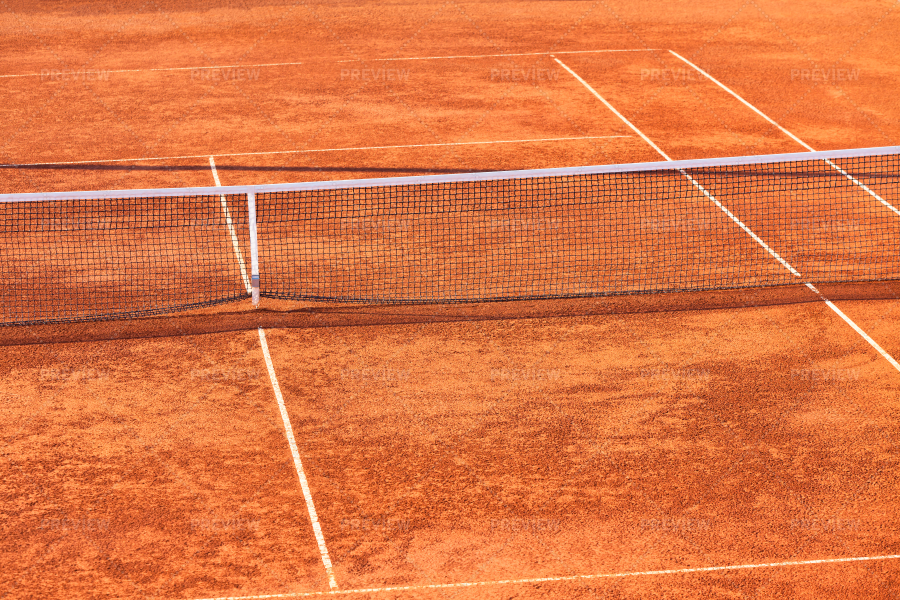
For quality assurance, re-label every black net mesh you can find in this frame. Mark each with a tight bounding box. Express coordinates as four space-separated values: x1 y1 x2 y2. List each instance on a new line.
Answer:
257 152 900 303
0 194 250 325
1 151 898 325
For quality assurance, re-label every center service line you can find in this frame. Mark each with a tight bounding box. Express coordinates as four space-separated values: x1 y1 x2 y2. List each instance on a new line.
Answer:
259 328 339 590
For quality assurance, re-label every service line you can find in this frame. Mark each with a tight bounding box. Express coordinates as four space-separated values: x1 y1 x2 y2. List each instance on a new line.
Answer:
0 49 656 78
191 554 900 599
3 136 626 167
0 61 305 78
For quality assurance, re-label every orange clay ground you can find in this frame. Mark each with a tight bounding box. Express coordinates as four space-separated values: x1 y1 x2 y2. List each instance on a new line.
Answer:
1 2 899 599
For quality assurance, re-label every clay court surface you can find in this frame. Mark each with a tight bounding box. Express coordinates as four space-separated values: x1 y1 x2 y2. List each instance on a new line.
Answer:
2 1 900 598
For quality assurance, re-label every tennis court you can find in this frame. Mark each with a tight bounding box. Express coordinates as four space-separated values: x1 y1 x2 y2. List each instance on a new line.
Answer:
1 2 899 599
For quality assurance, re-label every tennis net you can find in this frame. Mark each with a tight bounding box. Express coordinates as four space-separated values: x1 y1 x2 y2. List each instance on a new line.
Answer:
1 146 899 326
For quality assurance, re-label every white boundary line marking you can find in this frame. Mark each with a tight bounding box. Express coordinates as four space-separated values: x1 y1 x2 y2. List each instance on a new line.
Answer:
0 62 304 78
668 50 815 152
679 169 802 277
669 50 900 217
806 282 900 371
190 554 900 599
825 158 900 218
332 48 658 62
553 58 672 160
556 57 900 374
258 328 339 590
209 157 252 294
555 56 800 277
0 49 656 78
4 136 627 167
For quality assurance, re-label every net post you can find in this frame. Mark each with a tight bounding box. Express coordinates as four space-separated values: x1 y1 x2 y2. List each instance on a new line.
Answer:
247 192 260 306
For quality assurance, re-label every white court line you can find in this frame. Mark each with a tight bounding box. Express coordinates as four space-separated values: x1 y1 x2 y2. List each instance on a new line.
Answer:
216 158 334 586
209 157 252 294
807 282 900 371
555 57 900 375
0 49 655 78
0 61 305 79
668 50 815 152
558 56 900 372
554 57 801 278
825 157 900 218
258 328 339 591
553 58 672 160
680 169 802 278
2 136 626 167
333 48 658 62
190 554 900 599
668 50 900 217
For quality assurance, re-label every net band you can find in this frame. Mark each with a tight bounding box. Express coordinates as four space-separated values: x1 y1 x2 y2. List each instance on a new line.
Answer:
1 146 899 325
2 145 897 203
